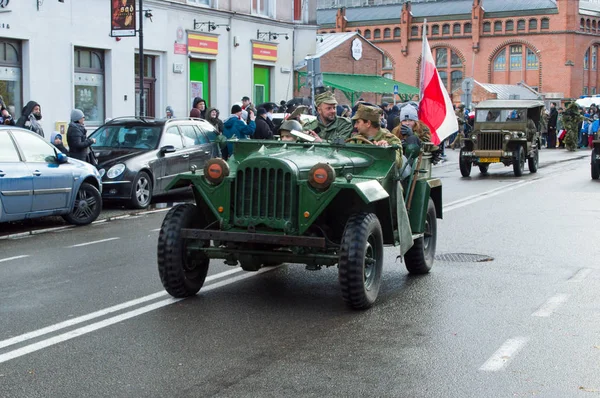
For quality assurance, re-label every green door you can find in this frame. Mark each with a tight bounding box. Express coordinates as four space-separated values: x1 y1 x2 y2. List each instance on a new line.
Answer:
253 66 270 105
190 60 210 108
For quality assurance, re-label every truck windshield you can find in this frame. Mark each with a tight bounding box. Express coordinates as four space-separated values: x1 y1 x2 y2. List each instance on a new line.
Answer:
476 109 526 123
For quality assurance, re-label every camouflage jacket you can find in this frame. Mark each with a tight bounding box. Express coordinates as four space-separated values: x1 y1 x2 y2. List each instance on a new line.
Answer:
303 115 354 141
348 128 403 166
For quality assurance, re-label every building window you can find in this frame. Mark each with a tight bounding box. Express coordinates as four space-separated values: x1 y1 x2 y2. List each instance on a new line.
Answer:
594 20 597 32
252 0 275 18
510 45 522 70
517 20 525 31
593 46 597 70
432 47 463 92
356 29 361 35
593 87 597 95
432 25 439 35
374 29 381 39
494 49 506 71
439 71 448 90
393 27 400 37
74 47 105 125
364 29 371 39
587 19 591 32
442 24 450 35
383 73 393 80
383 56 393 69
453 23 461 35
494 21 502 33
506 20 514 31
436 48 447 68
384 28 391 38
464 23 472 33
585 48 590 70
483 22 491 32
529 19 538 30
0 40 22 119
451 51 462 67
411 26 418 37
584 86 588 95
188 0 212 5
541 18 549 29
451 70 463 92
526 48 539 70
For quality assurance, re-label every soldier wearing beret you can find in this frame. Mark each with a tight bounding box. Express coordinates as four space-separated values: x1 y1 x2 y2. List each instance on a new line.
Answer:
303 91 353 141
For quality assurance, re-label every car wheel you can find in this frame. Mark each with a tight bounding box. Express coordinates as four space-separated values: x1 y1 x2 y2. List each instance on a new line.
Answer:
404 198 437 274
62 182 102 226
129 171 152 209
592 148 600 180
459 148 472 177
478 164 489 174
157 204 209 298
338 212 384 310
513 146 525 177
528 148 539 173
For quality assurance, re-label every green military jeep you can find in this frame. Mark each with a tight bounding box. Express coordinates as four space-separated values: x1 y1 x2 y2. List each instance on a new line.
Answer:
592 139 600 180
156 139 442 309
460 100 544 177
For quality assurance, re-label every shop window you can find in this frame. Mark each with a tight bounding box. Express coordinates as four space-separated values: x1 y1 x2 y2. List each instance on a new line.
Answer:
432 25 439 35
436 48 447 68
453 23 461 35
0 40 22 119
517 20 525 31
494 49 506 71
494 21 502 33
442 24 450 35
74 47 105 125
526 48 539 70
451 70 463 92
541 18 549 30
509 45 522 70
374 29 381 39
252 0 275 18
411 26 418 37
383 28 391 39
364 29 371 39
483 22 491 33
393 27 400 37
529 19 537 30
506 20 514 31
464 23 472 33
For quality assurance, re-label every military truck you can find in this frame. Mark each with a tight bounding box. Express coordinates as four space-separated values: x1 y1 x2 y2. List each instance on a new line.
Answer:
459 100 544 177
592 139 600 180
156 139 442 309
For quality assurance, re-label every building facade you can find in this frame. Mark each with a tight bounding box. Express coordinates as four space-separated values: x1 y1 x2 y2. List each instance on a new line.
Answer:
0 0 317 137
317 0 600 103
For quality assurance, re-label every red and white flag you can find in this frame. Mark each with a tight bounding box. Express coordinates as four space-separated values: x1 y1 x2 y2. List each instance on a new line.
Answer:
418 26 458 145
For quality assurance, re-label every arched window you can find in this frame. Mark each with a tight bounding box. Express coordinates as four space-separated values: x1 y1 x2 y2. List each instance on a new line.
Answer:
453 23 461 35
587 19 592 32
541 18 549 30
464 23 472 33
393 27 401 37
374 29 381 39
364 29 371 39
432 25 439 35
433 47 463 91
594 21 597 32
384 28 391 39
442 24 450 35
356 29 361 35
483 22 491 32
451 70 463 92
494 49 506 71
506 20 514 31
593 46 598 70
411 26 419 37
492 45 540 87
529 19 538 30
494 21 503 32
509 45 523 70
526 48 539 70
581 18 586 30
584 49 589 70
517 20 526 31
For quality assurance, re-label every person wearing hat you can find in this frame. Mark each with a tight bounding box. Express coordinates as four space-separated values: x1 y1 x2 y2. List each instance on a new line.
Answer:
223 104 256 160
67 108 96 163
253 107 274 140
165 106 175 119
394 105 434 146
278 119 314 142
303 90 353 141
53 133 68 154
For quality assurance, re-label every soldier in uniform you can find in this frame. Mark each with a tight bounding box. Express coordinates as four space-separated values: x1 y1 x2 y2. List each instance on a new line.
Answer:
450 104 465 149
303 91 353 141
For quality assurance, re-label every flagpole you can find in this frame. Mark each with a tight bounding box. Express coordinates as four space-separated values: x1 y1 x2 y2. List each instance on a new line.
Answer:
420 19 427 101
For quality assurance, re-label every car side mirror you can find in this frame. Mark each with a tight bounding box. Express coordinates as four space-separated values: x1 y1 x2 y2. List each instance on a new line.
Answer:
56 152 69 164
159 145 176 155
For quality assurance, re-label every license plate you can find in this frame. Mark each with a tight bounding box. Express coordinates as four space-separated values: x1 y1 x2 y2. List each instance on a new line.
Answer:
479 157 500 163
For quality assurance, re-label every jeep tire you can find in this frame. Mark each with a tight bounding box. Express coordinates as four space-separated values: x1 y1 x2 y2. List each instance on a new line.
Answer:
592 148 600 180
513 146 525 177
404 198 437 274
528 148 539 173
338 213 384 310
459 149 472 177
157 204 209 298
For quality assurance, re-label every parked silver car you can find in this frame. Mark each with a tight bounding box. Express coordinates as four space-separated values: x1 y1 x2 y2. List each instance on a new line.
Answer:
0 127 103 225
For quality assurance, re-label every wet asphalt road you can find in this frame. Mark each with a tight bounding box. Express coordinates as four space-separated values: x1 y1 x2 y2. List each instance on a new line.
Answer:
0 151 598 397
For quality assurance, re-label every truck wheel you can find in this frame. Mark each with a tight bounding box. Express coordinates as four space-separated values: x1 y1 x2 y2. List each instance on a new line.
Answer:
459 149 472 177
513 146 525 177
478 164 489 174
528 148 539 173
592 149 600 180
404 198 437 274
157 204 209 298
338 213 384 310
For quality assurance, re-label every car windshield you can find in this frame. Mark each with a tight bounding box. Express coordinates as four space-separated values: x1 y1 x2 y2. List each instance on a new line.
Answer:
90 125 162 149
476 109 526 123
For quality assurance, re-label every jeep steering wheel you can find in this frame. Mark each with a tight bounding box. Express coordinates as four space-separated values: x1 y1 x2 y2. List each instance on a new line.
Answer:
345 136 374 145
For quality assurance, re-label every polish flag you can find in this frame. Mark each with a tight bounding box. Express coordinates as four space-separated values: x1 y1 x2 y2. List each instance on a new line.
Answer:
418 29 458 145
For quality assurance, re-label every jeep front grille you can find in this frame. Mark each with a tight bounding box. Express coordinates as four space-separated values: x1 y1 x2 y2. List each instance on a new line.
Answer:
234 167 295 225
477 132 504 150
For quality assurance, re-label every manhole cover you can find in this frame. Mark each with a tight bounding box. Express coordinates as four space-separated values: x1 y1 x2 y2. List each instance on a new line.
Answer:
435 253 494 263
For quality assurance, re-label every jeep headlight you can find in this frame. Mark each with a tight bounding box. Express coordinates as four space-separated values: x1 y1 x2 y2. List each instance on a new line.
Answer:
504 134 511 142
308 163 335 191
471 134 477 140
203 158 230 185
106 163 125 179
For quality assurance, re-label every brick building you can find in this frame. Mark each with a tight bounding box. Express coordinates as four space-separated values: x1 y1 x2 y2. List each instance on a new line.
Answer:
317 0 600 103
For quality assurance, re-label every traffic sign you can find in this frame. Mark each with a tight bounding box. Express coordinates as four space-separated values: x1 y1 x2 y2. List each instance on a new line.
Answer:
393 84 399 95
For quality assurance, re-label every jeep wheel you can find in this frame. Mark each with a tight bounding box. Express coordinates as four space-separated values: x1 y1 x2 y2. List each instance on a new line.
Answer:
513 146 525 177
592 148 600 180
459 149 472 177
478 164 489 174
338 213 384 310
528 148 539 173
404 198 437 274
157 204 209 298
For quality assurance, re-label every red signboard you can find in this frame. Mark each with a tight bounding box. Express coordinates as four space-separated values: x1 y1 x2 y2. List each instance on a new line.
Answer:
174 43 187 55
252 42 278 62
111 0 136 37
188 33 218 55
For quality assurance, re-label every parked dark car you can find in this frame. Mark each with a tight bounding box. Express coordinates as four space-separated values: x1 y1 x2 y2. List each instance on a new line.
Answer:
89 117 220 208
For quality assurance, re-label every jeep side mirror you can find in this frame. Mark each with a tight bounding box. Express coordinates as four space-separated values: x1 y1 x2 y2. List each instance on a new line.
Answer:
159 145 176 155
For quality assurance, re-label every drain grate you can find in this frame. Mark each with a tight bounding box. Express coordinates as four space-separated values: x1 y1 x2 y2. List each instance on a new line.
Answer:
435 253 494 263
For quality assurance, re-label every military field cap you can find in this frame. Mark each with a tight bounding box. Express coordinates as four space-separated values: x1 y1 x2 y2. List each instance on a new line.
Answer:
314 91 337 106
352 104 383 123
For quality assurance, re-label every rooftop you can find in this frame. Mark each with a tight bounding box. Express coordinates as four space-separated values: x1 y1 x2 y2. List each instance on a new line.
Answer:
476 81 542 100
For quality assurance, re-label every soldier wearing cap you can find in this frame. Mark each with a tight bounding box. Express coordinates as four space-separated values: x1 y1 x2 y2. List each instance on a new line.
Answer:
303 91 353 141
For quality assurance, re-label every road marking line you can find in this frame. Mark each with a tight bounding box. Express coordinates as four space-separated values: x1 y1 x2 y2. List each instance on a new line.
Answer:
0 255 30 263
532 294 570 317
479 337 529 372
67 237 120 248
0 268 243 350
569 268 593 282
0 267 273 364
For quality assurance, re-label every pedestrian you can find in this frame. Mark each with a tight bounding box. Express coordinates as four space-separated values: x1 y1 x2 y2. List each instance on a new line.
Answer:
241 96 252 111
386 105 400 130
302 90 353 141
223 104 256 159
16 100 44 137
191 97 207 119
52 133 68 154
0 96 15 126
548 102 558 149
450 104 465 149
190 108 201 118
206 107 224 134
165 106 175 119
254 108 274 140
66 108 97 164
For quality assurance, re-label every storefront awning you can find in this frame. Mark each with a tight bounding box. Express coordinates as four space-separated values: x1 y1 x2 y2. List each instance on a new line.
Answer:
298 72 419 103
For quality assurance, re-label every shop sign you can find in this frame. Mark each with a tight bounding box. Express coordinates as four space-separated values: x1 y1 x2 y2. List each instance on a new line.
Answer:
0 0 11 13
174 43 187 55
252 42 278 62
110 0 136 37
188 33 218 55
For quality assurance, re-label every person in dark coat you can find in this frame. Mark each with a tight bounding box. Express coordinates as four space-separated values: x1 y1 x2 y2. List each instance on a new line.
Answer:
0 96 15 126
16 100 44 137
386 105 400 130
52 133 68 154
547 102 558 149
254 108 273 140
206 107 224 134
192 97 207 119
66 109 95 162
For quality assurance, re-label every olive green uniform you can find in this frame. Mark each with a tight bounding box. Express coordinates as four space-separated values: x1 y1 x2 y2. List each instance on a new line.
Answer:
347 128 403 166
303 116 354 141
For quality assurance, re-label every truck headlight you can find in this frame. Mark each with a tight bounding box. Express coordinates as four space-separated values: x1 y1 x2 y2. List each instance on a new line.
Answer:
308 163 335 191
106 163 125 179
504 134 511 141
203 158 230 185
